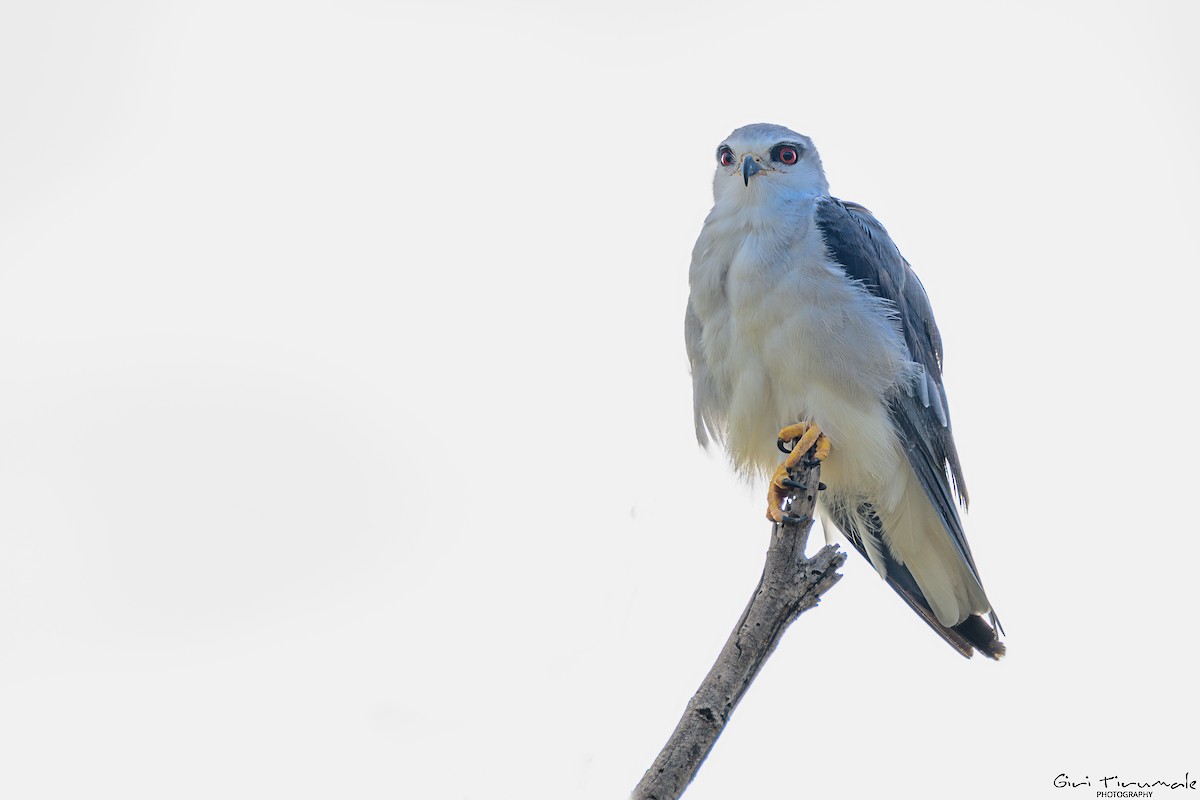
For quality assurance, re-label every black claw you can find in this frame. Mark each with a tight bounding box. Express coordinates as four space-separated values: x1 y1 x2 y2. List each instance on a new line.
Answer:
801 458 822 468
781 513 808 525
781 479 807 490
817 482 827 491
776 439 794 454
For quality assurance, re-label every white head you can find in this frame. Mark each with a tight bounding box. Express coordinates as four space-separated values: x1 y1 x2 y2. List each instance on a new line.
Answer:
712 123 829 206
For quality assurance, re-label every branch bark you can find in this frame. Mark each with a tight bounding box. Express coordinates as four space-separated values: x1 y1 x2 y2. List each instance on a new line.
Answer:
632 452 846 800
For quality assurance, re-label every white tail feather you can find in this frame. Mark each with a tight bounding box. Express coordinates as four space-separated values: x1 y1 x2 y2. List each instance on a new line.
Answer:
878 460 988 627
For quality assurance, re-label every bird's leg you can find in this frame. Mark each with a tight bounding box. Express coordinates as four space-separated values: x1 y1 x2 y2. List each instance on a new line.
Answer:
767 422 831 522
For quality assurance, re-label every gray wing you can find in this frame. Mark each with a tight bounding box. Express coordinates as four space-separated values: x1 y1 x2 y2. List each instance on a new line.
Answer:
813 197 991 599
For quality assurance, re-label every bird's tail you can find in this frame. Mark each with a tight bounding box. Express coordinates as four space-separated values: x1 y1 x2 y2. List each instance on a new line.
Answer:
875 554 1006 659
823 500 1005 659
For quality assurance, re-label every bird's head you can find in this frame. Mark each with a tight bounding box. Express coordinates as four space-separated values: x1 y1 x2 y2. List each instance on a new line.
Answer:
712 123 829 205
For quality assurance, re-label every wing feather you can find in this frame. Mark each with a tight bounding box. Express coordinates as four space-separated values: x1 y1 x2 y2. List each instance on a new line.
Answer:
814 197 1001 632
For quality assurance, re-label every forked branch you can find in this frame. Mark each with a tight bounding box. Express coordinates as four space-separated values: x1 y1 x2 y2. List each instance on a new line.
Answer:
631 451 846 800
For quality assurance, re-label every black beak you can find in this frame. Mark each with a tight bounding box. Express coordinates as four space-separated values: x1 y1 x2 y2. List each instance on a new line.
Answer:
742 155 761 186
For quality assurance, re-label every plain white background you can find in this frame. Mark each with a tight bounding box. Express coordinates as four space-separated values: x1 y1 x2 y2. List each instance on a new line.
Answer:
1 1 1197 798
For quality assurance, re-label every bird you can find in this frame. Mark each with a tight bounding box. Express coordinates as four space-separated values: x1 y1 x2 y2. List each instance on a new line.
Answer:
684 123 1004 659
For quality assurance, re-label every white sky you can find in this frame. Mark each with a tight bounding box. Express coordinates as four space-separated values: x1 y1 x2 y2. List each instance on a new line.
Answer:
1 1 1198 798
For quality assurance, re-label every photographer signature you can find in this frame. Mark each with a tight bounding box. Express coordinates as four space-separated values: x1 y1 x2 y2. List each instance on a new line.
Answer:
1054 773 1197 790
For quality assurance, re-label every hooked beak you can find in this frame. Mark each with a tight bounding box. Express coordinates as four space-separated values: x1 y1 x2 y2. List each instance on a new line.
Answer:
742 155 761 186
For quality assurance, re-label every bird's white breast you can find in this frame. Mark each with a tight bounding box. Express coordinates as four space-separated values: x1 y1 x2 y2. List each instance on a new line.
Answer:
690 197 916 499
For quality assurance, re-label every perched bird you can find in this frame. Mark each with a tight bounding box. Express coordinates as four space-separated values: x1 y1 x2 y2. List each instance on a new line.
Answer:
685 123 1004 659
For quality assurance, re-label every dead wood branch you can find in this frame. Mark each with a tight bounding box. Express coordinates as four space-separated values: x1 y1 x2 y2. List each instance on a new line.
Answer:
632 451 846 800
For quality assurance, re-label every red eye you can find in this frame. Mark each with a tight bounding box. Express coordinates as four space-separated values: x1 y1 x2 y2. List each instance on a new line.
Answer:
777 146 799 165
718 147 735 167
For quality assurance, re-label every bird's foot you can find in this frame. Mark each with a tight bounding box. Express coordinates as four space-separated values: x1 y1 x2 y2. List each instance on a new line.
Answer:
767 422 831 522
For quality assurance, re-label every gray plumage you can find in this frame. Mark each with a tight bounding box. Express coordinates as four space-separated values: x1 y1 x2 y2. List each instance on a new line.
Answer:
685 123 1003 658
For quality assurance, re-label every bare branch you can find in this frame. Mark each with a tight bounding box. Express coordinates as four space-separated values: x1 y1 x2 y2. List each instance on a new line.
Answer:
632 453 846 800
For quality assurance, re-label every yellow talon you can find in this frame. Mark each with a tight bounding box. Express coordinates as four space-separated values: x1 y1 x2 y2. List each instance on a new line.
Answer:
766 422 830 522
